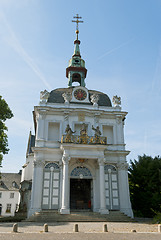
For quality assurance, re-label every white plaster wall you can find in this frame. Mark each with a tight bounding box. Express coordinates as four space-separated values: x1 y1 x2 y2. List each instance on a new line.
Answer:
23 156 34 181
0 191 20 216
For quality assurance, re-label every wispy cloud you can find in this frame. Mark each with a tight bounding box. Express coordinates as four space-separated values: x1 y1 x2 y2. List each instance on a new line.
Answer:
0 12 52 91
97 38 135 60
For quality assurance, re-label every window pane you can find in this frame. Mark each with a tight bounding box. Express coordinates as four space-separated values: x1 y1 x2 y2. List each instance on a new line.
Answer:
10 193 14 198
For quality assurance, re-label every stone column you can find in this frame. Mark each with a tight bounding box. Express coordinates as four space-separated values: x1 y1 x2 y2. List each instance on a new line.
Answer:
118 161 134 218
98 158 109 214
28 160 44 217
60 155 70 214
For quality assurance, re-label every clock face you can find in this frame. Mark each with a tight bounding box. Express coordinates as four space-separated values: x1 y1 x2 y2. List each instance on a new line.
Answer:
74 89 87 101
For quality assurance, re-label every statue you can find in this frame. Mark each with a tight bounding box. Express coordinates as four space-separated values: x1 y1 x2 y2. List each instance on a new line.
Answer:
62 92 71 104
90 94 99 106
64 124 75 143
80 123 88 144
92 125 101 143
112 95 121 107
40 90 50 103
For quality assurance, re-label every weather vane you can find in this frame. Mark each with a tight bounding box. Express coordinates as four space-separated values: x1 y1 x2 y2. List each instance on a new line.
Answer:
72 14 83 39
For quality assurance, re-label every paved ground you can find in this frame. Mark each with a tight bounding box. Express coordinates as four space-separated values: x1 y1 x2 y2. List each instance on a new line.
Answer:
0 222 160 240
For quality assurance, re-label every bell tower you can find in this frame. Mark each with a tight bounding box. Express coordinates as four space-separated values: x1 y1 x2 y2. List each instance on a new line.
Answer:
66 14 87 87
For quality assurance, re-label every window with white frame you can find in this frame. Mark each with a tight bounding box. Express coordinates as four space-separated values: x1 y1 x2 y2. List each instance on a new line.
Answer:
6 204 11 213
10 192 14 198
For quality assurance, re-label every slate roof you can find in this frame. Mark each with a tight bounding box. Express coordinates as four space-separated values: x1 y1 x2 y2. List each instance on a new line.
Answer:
28 135 35 154
0 173 21 191
26 132 35 156
48 88 112 107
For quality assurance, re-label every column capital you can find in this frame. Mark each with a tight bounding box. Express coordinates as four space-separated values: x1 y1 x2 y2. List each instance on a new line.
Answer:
62 155 70 165
117 162 128 170
116 115 123 124
98 158 105 166
34 160 44 168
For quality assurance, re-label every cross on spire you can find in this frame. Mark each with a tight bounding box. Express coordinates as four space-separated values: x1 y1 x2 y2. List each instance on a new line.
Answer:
72 14 83 39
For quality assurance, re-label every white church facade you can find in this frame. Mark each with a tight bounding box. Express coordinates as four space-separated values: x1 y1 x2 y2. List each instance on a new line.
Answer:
20 16 133 219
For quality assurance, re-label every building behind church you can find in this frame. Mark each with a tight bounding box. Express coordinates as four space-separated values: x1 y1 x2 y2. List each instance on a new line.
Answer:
0 172 21 216
20 17 133 219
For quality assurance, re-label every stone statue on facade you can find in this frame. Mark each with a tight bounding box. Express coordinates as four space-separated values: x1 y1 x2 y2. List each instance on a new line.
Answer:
62 92 71 104
80 123 88 144
112 95 121 107
92 125 102 143
90 94 99 106
64 124 75 143
40 90 50 103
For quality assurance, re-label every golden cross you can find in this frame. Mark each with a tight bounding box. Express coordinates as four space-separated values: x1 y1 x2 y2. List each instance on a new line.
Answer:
72 14 83 31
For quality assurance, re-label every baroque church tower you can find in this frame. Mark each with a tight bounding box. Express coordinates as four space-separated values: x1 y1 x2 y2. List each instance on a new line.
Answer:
20 15 133 219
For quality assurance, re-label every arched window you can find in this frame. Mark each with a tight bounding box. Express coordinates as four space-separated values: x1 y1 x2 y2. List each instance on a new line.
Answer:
72 73 81 85
104 164 117 173
71 166 92 177
42 162 60 210
45 162 59 170
104 164 119 210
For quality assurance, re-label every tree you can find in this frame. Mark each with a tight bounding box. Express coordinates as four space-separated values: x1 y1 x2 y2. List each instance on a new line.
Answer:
129 154 161 217
0 96 13 166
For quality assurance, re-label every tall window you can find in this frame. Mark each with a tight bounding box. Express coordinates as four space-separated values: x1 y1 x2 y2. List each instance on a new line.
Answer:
6 204 11 213
10 193 14 198
0 192 2 198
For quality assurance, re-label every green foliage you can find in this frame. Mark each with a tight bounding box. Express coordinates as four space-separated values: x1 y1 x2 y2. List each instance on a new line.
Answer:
0 96 13 166
153 212 161 223
129 154 161 218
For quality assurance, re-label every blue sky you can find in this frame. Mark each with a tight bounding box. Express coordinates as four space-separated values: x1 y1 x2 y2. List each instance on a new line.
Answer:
0 0 161 172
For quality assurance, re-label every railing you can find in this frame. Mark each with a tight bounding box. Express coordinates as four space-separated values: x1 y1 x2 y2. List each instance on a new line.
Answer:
61 135 107 145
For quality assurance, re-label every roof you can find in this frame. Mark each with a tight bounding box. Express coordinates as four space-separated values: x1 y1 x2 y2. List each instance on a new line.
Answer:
48 87 112 107
26 131 35 156
0 173 21 191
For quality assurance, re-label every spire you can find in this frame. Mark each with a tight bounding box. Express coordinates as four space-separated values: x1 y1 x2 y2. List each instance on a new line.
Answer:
66 15 87 87
72 14 83 57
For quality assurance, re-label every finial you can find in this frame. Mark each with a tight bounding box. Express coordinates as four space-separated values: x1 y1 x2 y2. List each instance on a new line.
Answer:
72 14 83 40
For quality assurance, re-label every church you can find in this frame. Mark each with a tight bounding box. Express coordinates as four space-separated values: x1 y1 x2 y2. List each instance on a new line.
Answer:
20 15 133 219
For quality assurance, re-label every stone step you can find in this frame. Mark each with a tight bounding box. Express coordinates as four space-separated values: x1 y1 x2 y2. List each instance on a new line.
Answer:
27 210 133 222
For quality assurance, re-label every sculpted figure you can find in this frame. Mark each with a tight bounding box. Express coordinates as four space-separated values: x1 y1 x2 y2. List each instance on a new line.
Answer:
92 125 101 137
92 125 101 143
40 90 50 103
112 95 121 107
80 123 88 144
90 94 99 106
62 92 71 104
65 124 75 143
80 123 87 136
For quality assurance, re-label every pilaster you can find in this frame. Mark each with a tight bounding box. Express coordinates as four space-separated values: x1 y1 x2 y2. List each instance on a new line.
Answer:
28 160 44 217
117 161 134 218
98 158 109 214
60 155 70 214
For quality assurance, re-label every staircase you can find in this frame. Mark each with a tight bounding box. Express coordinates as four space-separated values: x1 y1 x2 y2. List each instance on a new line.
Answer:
27 210 133 222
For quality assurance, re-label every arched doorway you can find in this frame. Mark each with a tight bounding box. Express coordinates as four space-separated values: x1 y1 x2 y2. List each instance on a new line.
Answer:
70 166 92 210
